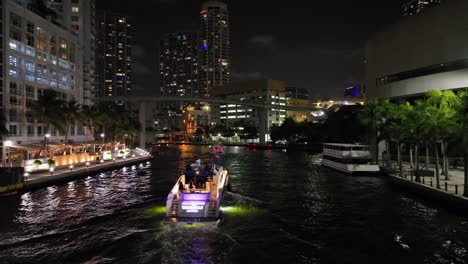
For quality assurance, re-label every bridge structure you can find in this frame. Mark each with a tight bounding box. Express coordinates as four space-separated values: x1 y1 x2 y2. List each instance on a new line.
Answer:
99 96 318 147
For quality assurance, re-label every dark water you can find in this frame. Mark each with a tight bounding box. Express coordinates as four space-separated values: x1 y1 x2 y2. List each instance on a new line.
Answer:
1 146 468 263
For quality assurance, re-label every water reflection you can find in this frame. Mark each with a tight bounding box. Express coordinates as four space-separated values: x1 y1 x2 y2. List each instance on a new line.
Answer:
0 146 467 263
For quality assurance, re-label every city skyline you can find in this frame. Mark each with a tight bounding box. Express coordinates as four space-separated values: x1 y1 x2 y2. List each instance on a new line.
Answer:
96 0 402 98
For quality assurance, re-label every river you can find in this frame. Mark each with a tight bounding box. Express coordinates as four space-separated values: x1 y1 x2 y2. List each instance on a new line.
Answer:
0 145 467 263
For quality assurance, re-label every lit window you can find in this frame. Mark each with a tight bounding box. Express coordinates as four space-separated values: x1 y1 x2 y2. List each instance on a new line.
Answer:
9 69 18 78
25 46 35 57
9 55 19 67
50 56 57 65
72 7 79 12
25 60 35 72
9 41 18 50
58 59 69 69
26 74 35 82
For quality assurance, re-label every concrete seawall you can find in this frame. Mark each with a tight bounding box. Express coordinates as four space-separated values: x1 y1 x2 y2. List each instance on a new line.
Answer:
24 156 153 192
388 174 468 212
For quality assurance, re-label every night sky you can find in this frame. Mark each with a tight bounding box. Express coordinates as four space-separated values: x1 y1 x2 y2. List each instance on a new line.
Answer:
97 0 402 98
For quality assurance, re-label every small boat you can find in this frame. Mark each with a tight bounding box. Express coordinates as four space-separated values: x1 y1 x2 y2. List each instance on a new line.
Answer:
209 144 225 154
321 143 380 174
164 159 229 223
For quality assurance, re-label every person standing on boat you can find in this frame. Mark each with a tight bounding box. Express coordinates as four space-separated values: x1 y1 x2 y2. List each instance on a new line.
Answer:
189 180 194 190
179 180 184 191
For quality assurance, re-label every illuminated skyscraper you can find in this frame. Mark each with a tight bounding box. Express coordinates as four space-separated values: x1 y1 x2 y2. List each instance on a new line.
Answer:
96 12 132 97
198 0 230 98
160 31 198 98
402 0 444 17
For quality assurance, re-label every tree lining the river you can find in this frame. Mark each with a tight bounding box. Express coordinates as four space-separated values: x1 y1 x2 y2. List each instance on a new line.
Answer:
29 90 140 147
361 89 468 197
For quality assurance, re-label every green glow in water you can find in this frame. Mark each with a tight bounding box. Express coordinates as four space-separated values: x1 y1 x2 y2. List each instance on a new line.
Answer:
221 206 258 216
144 206 166 216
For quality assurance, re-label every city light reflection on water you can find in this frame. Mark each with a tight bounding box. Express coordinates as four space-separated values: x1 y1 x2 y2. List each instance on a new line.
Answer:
0 146 467 263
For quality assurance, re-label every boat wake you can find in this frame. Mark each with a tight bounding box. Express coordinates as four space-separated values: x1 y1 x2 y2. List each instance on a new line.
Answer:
224 191 263 205
152 224 235 264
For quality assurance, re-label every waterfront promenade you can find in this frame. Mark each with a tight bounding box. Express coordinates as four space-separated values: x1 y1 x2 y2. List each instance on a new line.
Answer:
388 164 468 211
24 154 153 190
391 163 466 195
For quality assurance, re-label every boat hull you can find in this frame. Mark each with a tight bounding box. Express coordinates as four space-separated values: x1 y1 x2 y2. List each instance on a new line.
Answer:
322 158 380 174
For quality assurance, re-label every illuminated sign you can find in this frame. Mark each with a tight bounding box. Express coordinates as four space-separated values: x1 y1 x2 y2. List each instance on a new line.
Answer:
344 85 359 97
182 201 206 212
200 10 207 14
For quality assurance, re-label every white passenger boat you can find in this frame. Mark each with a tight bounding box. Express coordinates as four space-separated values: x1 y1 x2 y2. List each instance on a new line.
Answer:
164 159 229 223
321 143 380 174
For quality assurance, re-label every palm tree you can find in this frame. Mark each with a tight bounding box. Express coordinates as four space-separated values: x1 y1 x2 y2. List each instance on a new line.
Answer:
387 102 412 176
426 90 461 179
80 104 98 139
61 99 81 145
376 99 393 168
29 90 62 149
359 99 387 163
404 100 426 182
422 104 445 188
93 103 117 142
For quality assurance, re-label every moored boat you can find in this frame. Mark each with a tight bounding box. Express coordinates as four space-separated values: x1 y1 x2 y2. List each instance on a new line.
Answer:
321 143 380 174
209 144 225 154
164 159 229 223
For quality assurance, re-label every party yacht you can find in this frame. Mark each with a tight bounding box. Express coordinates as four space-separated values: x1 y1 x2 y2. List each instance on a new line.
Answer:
164 159 229 223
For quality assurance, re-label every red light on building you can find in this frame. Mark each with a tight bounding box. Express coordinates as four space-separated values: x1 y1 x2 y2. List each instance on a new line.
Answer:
200 10 207 14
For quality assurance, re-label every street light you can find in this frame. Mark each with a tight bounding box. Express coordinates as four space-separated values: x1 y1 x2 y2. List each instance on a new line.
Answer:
123 134 128 148
100 133 105 144
45 133 51 154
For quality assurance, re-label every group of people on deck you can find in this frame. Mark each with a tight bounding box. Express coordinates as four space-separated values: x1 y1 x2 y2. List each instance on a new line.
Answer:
180 158 213 190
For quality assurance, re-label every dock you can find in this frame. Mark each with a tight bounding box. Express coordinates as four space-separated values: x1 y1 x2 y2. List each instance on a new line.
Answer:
23 155 153 191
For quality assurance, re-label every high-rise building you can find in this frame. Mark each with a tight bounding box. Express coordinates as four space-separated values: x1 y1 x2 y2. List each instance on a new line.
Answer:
45 0 96 105
96 11 132 97
198 0 230 98
160 31 198 98
402 0 444 17
1 0 93 145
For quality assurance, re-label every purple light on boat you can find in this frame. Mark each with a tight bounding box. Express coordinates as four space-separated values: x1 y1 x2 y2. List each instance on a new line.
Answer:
181 193 210 201
182 201 205 211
